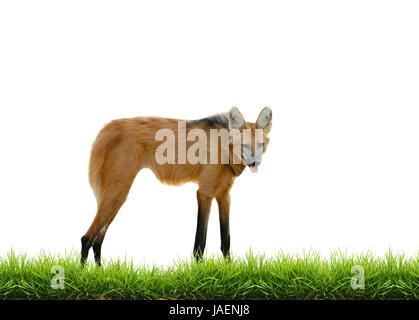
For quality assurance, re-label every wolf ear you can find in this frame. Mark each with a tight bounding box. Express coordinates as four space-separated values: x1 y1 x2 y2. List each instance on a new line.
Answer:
229 107 245 131
256 106 272 134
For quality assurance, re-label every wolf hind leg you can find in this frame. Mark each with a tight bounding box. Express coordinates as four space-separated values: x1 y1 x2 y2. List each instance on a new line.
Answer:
81 168 139 267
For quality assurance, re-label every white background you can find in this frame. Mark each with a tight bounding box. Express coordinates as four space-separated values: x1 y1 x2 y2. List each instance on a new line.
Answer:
0 1 418 266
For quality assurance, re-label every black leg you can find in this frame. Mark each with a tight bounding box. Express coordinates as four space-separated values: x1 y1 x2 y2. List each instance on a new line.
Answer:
92 243 102 267
220 223 230 259
193 212 208 261
217 193 231 260
193 191 212 262
92 229 107 267
80 235 92 267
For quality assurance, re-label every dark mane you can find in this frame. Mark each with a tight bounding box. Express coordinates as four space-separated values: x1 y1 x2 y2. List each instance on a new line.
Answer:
188 113 229 129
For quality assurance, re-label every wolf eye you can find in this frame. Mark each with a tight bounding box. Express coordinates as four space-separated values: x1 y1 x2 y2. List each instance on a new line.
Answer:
242 143 250 149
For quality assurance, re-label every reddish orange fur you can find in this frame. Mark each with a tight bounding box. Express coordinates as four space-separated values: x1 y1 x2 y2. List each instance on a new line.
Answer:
83 112 270 262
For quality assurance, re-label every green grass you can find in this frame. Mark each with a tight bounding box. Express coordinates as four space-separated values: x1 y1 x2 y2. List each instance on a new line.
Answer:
0 249 418 299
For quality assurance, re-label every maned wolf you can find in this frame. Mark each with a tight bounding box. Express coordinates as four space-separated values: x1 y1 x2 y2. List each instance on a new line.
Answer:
81 106 272 266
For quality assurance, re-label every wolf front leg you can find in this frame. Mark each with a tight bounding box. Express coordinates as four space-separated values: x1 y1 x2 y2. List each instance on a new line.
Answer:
193 190 212 261
217 193 231 260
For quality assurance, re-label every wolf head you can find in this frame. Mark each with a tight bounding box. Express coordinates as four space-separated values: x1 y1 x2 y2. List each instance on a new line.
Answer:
229 106 272 173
